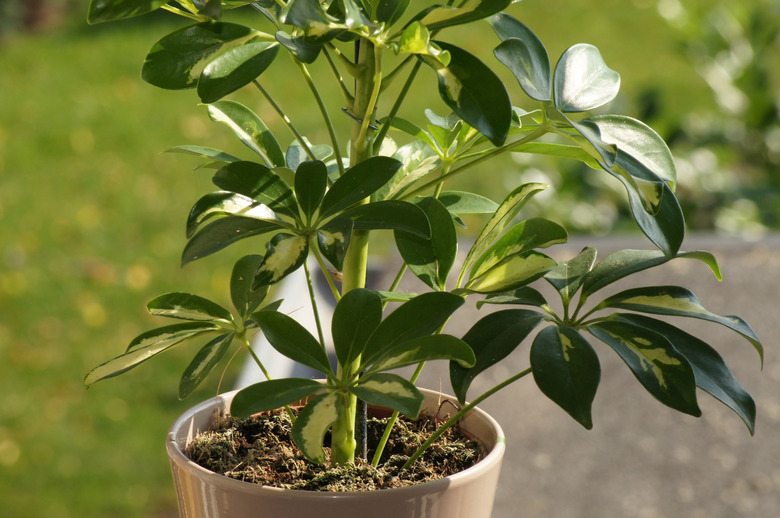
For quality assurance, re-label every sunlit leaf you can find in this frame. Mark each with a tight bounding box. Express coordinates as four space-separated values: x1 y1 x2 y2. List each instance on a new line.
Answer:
212 161 298 219
320 157 402 218
317 217 352 271
207 100 285 167
553 44 620 113
293 391 342 464
275 31 323 64
198 40 280 103
466 250 558 294
531 326 600 428
147 292 235 326
230 378 325 416
182 216 282 266
598 286 763 364
366 334 475 374
588 320 700 416
252 233 308 288
544 246 597 302
450 309 545 403
492 14 551 101
230 254 268 318
88 0 167 23
418 0 512 31
186 191 280 238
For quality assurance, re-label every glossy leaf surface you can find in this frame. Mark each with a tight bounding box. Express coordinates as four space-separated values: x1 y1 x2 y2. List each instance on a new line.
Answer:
231 378 325 416
588 320 700 415
351 373 424 418
212 161 298 219
207 101 285 167
553 44 620 113
365 334 475 374
147 292 234 326
544 246 597 301
531 326 600 428
343 200 430 236
230 254 267 318
252 233 308 288
179 333 233 399
186 191 279 238
418 0 512 31
292 391 341 464
320 157 402 218
182 216 282 265
332 289 383 367
294 160 328 220
198 41 280 103
252 310 332 374
465 250 557 294
87 0 166 23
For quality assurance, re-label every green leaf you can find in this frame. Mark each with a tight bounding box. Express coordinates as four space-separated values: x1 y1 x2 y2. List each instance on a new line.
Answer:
147 292 235 326
275 31 323 64
491 14 551 102
469 218 568 280
320 157 402 218
531 326 600 428
317 217 352 271
598 286 764 364
396 22 450 63
252 233 308 288
294 160 328 219
588 320 701 416
450 309 545 403
581 249 721 299
363 292 465 366
423 42 511 146
395 197 457 291
366 334 475 374
142 23 273 91
87 0 167 23
281 0 347 43
377 140 440 199
376 0 410 25
614 314 756 434
351 373 424 418
553 44 621 113
510 142 599 168
212 161 298 219
230 378 325 416
198 41 280 103
286 140 333 171
166 145 241 167
544 246 597 301
186 191 280 238
588 114 677 188
343 200 430 237
182 216 282 266
465 250 558 294
230 254 268 318
252 310 332 373
84 322 220 385
462 183 548 273
179 333 233 399
292 391 341 464
478 286 548 309
332 289 383 367
437 191 498 215
622 176 684 256
418 0 512 31
207 100 285 167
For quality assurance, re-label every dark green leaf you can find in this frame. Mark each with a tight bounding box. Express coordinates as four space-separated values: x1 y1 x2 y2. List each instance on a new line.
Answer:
295 160 328 219
292 391 341 464
166 145 241 166
553 44 621 113
142 23 274 91
198 41 280 103
478 286 549 309
252 233 308 288
531 326 600 428
230 254 267 318
286 140 333 171
252 310 332 373
366 334 475 374
281 0 347 42
437 191 498 215
317 217 352 271
588 320 700 416
342 200 430 237
581 249 721 299
87 0 167 23
418 0 512 31
450 309 545 403
363 292 465 365
422 42 511 146
84 322 220 385
320 157 402 218
544 246 597 301
182 216 282 266
178 333 233 399
147 292 235 326
231 378 325 416
332 289 383 367
351 373 424 418
212 161 298 219
491 13 551 102
395 197 456 290
599 286 763 364
376 0 410 26
621 174 684 256
208 101 285 167
275 31 323 64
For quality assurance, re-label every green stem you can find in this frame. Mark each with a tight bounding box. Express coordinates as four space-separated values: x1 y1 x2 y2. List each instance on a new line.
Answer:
252 80 316 161
294 59 346 177
401 367 533 471
302 259 327 360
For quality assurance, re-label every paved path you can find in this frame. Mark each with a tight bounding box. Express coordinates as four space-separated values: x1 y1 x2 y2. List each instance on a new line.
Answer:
405 234 778 518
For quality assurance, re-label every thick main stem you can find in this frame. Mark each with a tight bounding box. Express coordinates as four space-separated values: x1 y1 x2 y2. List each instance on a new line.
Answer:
329 38 379 466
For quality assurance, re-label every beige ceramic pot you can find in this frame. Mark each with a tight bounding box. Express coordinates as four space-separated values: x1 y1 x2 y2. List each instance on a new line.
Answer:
167 387 506 518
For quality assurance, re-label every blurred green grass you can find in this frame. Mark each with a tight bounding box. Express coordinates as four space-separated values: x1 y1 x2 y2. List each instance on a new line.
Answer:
0 2 713 517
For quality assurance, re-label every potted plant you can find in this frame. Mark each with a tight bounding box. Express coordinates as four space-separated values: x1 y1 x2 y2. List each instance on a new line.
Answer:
84 1 763 517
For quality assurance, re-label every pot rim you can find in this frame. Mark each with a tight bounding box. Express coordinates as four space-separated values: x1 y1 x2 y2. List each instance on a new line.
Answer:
167 387 506 499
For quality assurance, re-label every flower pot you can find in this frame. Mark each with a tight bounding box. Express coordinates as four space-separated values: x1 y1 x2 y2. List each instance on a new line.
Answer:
166 388 506 518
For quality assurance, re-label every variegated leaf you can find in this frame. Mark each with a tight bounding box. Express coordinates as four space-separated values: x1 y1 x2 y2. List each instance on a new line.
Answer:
147 292 235 327
365 334 475 375
465 250 557 294
207 100 285 167
186 191 280 238
293 391 341 464
253 233 308 288
178 333 234 399
351 373 424 418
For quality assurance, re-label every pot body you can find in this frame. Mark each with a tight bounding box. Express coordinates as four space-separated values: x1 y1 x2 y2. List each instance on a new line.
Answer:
167 388 505 518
